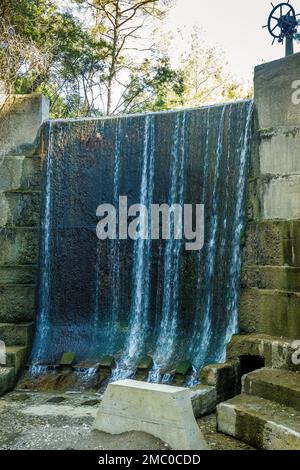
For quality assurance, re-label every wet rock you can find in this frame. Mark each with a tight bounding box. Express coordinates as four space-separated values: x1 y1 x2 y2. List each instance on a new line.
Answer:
80 399 101 407
175 360 192 376
137 356 153 371
47 396 67 404
59 352 76 367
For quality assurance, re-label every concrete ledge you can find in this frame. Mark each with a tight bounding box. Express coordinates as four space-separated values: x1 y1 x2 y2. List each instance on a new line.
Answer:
93 379 208 450
239 288 300 338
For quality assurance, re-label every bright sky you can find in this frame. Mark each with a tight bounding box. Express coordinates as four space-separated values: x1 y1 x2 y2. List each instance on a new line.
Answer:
165 0 300 82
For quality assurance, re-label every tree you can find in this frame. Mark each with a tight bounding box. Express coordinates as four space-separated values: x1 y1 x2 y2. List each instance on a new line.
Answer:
0 0 109 117
74 0 171 115
0 19 50 95
120 55 184 113
178 27 251 107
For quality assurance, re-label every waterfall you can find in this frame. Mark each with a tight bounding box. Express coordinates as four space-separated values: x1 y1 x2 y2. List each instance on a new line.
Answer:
30 101 254 384
222 101 254 353
108 118 122 350
31 121 54 365
150 112 187 382
112 115 155 379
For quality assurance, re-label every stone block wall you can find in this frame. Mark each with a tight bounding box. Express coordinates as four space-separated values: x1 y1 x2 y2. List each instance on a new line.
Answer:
0 95 49 394
240 53 300 339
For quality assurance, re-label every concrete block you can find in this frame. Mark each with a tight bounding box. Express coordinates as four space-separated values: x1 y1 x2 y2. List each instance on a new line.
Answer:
0 322 34 346
175 360 192 376
227 333 300 371
262 175 300 220
242 266 300 291
239 288 300 338
254 53 300 128
0 95 49 156
93 379 208 450
0 265 37 285
59 351 76 366
243 220 300 267
259 127 300 175
0 190 41 227
0 366 15 395
190 385 217 418
243 368 300 411
137 355 153 371
217 394 300 450
6 346 28 374
0 284 36 322
0 155 41 191
0 228 39 265
200 362 238 402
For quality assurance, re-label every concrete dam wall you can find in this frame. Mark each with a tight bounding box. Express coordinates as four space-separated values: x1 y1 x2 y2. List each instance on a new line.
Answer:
1 53 300 395
30 102 253 383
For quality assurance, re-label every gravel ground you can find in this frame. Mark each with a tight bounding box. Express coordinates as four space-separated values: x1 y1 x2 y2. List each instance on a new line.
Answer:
0 391 254 450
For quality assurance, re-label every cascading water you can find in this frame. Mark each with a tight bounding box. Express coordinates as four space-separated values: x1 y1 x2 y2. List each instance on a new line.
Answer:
112 115 155 379
149 112 187 382
30 101 253 384
30 121 54 366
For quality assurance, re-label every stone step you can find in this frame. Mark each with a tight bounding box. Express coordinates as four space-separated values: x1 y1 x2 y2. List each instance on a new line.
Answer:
243 220 300 267
0 190 40 227
5 346 28 375
0 322 34 346
0 227 39 265
242 266 300 291
0 367 15 395
0 265 37 284
227 333 300 371
243 368 300 411
217 393 300 450
0 284 36 323
0 155 41 191
239 288 300 338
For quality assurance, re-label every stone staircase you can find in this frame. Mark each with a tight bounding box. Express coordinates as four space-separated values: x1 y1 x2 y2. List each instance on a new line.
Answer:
217 367 300 450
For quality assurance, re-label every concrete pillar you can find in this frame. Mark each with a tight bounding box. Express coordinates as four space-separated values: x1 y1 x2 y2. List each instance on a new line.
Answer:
239 54 300 339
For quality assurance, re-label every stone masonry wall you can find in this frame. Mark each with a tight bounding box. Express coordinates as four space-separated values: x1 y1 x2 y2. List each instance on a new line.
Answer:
0 95 49 394
240 53 300 338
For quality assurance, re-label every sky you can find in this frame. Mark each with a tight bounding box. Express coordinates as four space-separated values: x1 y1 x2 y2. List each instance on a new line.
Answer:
164 0 300 82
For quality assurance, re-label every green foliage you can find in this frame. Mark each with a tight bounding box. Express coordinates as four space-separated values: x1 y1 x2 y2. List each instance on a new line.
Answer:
1 1 251 117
